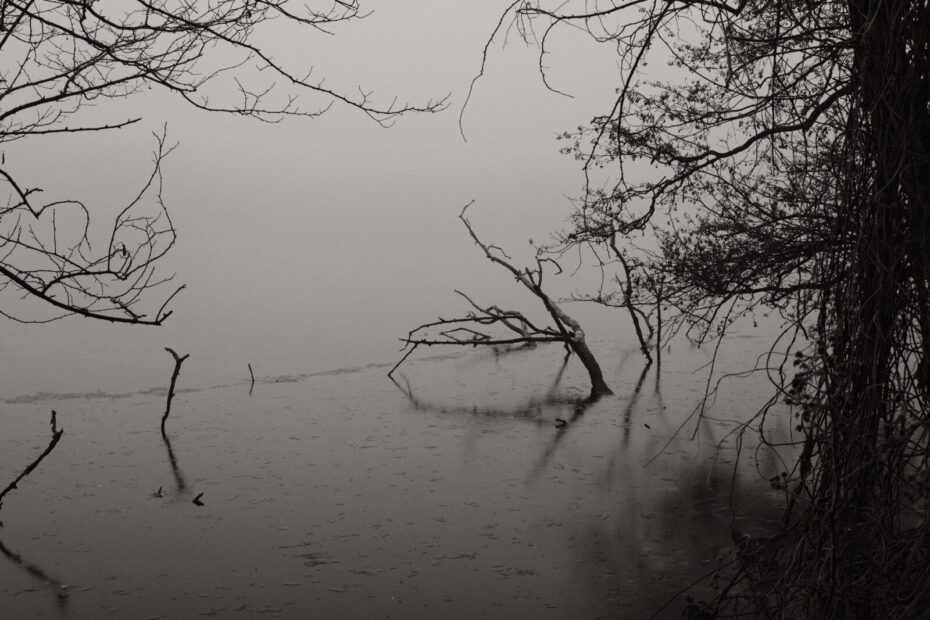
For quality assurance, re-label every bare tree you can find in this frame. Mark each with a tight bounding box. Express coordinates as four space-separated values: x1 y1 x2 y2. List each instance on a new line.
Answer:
393 203 612 400
0 0 445 323
0 131 182 323
474 0 930 616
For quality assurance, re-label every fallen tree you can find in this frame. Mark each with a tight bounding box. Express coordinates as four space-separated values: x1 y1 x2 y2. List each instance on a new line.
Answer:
391 203 612 400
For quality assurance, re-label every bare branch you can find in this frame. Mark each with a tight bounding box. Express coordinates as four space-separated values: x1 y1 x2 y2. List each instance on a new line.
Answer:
0 411 63 511
161 347 190 437
395 203 612 398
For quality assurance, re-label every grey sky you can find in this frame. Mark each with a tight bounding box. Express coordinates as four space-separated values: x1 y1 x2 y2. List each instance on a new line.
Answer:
0 1 625 396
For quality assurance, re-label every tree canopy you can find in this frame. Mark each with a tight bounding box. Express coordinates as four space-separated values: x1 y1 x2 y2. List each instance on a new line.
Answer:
483 0 929 616
0 0 445 324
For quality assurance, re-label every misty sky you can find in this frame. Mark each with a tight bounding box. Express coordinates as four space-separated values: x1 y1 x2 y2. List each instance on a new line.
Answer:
0 1 627 397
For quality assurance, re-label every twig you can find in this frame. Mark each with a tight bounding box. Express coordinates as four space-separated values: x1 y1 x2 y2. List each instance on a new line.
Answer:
248 363 255 395
0 411 63 511
388 344 418 378
161 347 190 437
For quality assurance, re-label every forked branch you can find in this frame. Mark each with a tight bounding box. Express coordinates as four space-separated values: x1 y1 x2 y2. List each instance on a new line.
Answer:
161 347 190 437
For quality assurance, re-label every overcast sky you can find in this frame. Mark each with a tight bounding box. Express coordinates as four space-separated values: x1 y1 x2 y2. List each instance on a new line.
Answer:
0 1 628 396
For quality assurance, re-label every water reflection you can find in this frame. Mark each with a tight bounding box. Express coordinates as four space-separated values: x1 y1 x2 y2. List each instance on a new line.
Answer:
390 348 584 426
160 430 187 493
574 453 782 617
0 337 789 618
527 396 602 482
393 351 627 487
621 361 653 446
0 539 69 612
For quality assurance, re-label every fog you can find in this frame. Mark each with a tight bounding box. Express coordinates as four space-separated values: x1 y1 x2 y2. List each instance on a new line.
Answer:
0 1 628 397
0 8 801 617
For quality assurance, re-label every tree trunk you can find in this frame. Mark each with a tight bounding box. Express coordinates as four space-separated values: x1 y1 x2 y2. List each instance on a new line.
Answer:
570 336 614 399
815 2 930 605
546 299 613 399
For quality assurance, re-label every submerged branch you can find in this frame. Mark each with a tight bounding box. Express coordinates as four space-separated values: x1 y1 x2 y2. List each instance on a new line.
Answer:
161 347 190 437
0 411 63 511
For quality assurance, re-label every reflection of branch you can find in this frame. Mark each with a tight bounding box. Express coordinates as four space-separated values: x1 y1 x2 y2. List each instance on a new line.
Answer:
161 347 189 437
0 539 70 609
161 433 187 492
551 349 573 394
0 411 62 510
622 362 653 447
392 375 547 424
526 395 601 483
391 350 577 424
393 354 609 486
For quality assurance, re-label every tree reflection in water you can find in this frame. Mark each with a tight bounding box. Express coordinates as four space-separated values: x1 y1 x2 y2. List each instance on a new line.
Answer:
575 456 783 617
392 345 785 617
160 431 187 494
0 539 70 611
390 348 586 427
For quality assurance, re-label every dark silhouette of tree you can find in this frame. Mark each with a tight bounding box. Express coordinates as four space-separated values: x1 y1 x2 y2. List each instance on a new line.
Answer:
475 0 930 617
0 0 445 323
393 203 612 400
